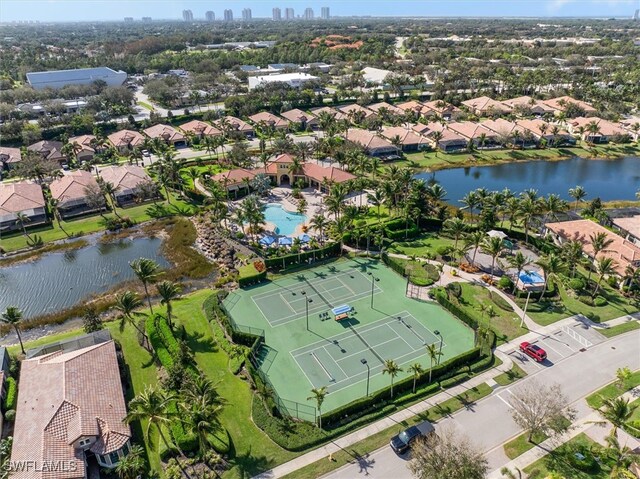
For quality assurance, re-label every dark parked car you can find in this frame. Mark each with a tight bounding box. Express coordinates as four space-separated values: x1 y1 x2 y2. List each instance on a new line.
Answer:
390 421 435 454
519 341 547 362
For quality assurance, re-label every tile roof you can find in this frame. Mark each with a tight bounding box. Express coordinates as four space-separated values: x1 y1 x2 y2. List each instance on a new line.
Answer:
279 108 316 124
11 341 131 479
396 100 428 114
27 140 65 161
501 96 555 113
69 135 96 149
421 100 462 115
367 102 404 115
310 106 348 121
211 168 258 187
516 119 570 138
337 103 376 118
0 146 22 164
0 181 45 215
249 111 289 128
50 170 99 203
613 216 640 241
481 118 528 136
214 116 254 133
461 96 512 114
345 128 396 150
380 126 430 146
301 163 356 184
98 165 151 193
568 117 628 137
447 121 497 140
542 96 597 113
107 129 145 149
179 120 221 137
143 124 186 142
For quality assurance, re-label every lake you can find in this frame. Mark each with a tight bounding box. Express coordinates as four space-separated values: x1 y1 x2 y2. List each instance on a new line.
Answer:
416 156 640 204
0 236 169 319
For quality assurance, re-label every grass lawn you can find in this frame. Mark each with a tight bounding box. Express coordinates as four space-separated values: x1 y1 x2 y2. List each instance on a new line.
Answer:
137 101 154 110
586 369 640 409
494 362 527 386
599 321 640 338
179 163 226 190
281 383 493 479
0 194 197 252
387 232 456 258
503 431 547 460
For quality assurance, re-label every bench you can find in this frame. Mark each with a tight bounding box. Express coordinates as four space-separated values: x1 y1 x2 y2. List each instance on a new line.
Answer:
335 313 349 321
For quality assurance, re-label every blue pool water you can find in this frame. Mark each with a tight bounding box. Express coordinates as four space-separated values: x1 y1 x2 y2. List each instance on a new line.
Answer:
264 204 307 236
519 271 545 285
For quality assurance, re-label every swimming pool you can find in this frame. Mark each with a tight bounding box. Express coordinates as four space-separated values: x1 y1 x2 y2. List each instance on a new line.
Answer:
519 270 545 285
264 204 307 236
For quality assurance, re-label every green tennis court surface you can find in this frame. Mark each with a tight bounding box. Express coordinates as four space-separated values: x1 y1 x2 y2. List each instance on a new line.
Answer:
223 258 475 414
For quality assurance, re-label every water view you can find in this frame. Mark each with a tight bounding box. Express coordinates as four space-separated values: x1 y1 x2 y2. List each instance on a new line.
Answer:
0 236 169 319
416 156 640 204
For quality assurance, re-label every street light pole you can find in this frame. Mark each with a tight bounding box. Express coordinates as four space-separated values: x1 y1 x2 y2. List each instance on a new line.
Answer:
434 330 443 365
520 290 531 329
361 358 370 397
302 291 313 330
367 272 379 308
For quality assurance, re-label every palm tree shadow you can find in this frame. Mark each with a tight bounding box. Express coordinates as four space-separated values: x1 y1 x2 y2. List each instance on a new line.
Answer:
184 329 218 354
228 444 272 479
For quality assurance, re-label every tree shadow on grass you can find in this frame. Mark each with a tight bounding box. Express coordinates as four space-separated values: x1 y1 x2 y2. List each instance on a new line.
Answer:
228 444 272 479
184 329 218 354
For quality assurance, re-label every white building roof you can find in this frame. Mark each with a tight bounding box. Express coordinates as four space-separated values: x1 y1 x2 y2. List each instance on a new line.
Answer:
362 67 392 84
26 67 127 90
248 72 318 90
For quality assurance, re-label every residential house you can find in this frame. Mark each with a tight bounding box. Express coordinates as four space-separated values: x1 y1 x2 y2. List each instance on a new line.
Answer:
501 96 556 117
107 129 146 153
310 106 348 122
545 219 640 277
461 96 512 117
210 168 259 197
11 341 132 477
0 180 47 233
143 124 187 147
447 122 500 148
396 100 429 117
612 215 640 247
515 118 575 146
249 111 289 131
50 170 102 218
380 126 430 151
69 134 97 162
279 108 318 130
482 118 536 147
337 103 377 123
619 117 640 140
567 117 630 144
541 96 597 117
214 116 254 138
178 120 221 139
421 100 463 121
367 102 405 117
98 165 154 206
344 128 399 157
0 147 21 171
27 140 66 165
421 123 468 152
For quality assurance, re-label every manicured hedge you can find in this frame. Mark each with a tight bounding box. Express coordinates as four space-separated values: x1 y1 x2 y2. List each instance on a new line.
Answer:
146 314 179 370
3 377 17 412
264 242 341 270
433 291 479 330
238 269 267 288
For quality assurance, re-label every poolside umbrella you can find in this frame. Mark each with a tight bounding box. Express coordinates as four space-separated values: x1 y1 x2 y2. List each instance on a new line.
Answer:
259 236 275 246
487 230 508 239
278 236 293 246
298 233 311 243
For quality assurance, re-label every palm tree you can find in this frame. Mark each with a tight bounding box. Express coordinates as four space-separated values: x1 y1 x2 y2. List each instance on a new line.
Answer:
367 189 385 224
156 281 182 329
464 231 485 266
443 217 467 249
596 397 638 439
98 179 122 219
518 197 541 244
114 444 146 479
481 236 505 279
129 258 161 313
535 253 567 301
460 191 481 222
382 359 403 398
508 251 532 294
2 306 25 355
568 186 587 211
114 291 149 348
310 214 329 245
561 240 584 278
593 257 618 298
14 212 32 241
541 194 568 223
182 400 223 454
49 198 70 238
408 363 424 394
589 232 614 281
307 387 328 429
426 343 442 382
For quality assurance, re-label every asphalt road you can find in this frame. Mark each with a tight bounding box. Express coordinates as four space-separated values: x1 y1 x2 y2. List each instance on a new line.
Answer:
322 330 640 479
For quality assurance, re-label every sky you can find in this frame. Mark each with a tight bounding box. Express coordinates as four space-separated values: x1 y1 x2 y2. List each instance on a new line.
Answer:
0 0 639 22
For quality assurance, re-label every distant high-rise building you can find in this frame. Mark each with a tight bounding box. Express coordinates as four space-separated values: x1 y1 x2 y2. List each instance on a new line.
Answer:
224 9 234 21
242 8 252 21
272 7 282 21
124 17 134 23
303 7 314 20
634 9 639 20
142 17 152 22
182 9 193 21
285 7 295 20
205 11 215 21
321 7 330 19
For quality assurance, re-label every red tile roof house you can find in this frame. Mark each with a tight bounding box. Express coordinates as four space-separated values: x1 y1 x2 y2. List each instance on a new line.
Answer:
482 118 537 148
143 124 187 147
619 117 640 140
545 219 640 277
210 168 259 198
0 180 47 233
279 108 318 131
541 96 598 117
380 126 430 151
344 128 399 157
501 96 556 117
98 165 154 207
27 140 67 166
461 96 512 117
214 116 255 138
178 120 221 139
421 123 468 152
447 122 501 148
310 106 348 122
0 146 22 171
613 215 640 247
367 102 405 117
515 118 576 146
11 341 132 476
421 100 463 121
69 134 97 162
337 103 377 123
567 117 631 144
396 100 429 117
50 170 102 218
249 111 289 131
107 129 145 154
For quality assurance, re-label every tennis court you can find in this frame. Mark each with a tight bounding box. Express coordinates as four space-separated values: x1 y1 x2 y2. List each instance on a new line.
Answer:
291 312 444 392
250 267 382 327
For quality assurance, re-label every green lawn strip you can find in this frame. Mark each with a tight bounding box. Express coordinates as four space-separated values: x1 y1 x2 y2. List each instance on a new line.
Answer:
238 263 259 279
503 431 547 460
280 383 493 479
137 101 154 110
586 370 640 409
179 163 225 190
387 232 456 258
599 321 640 338
493 362 527 387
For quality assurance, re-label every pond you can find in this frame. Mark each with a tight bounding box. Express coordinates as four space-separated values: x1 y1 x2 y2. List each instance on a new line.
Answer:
0 236 170 319
416 156 640 204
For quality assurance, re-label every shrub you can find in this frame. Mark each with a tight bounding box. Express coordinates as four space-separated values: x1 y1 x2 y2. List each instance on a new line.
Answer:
436 245 452 257
445 282 462 299
440 373 470 388
253 260 266 273
146 314 180 372
568 278 585 292
594 296 608 307
497 276 513 291
3 377 17 412
578 295 595 306
4 409 15 422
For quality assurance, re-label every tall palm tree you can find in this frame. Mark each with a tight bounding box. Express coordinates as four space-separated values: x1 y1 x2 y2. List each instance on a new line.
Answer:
589 232 614 281
14 212 32 241
518 197 541 244
426 343 442 382
310 214 329 245
2 306 25 355
561 240 584 278
382 359 403 398
535 253 567 301
481 236 506 279
596 397 638 439
443 217 467 249
568 186 587 211
464 231 485 266
114 444 146 479
541 194 568 223
408 363 424 394
593 257 618 298
367 189 386 224
156 281 182 329
114 291 149 348
460 191 481 222
307 387 328 429
604 434 635 478
129 258 161 313
508 251 532 294
182 400 223 454
98 180 122 219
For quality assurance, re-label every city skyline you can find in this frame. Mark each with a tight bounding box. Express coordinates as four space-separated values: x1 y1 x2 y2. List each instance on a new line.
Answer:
1 0 639 22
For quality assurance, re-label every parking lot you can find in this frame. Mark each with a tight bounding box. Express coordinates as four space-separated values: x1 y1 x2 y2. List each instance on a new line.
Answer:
507 320 607 374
